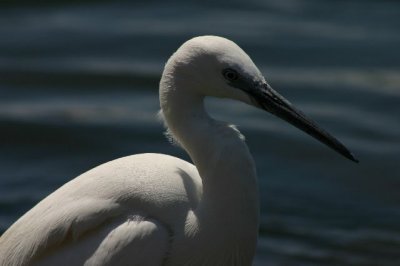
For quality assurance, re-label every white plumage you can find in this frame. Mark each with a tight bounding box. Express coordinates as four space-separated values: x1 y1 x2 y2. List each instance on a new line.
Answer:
0 35 357 266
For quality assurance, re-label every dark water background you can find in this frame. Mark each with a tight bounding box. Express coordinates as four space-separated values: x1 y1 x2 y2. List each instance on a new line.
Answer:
1 0 400 265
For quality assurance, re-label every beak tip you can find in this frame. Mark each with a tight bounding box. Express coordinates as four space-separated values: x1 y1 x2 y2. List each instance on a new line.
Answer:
347 152 359 163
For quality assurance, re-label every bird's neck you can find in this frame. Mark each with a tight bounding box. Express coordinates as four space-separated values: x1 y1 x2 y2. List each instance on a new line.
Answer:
160 81 259 260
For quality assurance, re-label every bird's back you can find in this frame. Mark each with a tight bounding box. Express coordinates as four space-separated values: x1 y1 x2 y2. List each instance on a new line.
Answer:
0 153 202 266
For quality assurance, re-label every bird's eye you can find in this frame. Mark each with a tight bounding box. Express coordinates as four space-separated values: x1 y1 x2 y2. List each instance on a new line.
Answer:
222 68 239 81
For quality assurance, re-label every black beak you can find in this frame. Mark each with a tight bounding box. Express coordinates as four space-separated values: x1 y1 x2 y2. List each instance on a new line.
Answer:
248 83 358 163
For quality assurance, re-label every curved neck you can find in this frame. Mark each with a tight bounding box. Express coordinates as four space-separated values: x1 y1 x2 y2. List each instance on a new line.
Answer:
160 88 211 170
160 78 259 250
160 67 259 265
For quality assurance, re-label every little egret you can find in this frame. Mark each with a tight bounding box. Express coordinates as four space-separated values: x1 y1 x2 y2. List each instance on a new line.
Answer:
0 36 357 266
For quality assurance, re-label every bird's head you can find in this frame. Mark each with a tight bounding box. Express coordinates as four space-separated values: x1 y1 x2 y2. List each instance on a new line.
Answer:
162 35 358 162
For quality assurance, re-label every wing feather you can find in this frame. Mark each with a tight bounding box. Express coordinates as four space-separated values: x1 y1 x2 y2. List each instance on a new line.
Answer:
0 198 121 266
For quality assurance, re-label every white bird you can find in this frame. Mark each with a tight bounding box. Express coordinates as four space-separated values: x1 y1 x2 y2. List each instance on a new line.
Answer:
0 36 357 266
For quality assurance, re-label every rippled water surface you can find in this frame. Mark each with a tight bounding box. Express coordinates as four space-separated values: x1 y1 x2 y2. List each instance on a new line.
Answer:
1 1 400 265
